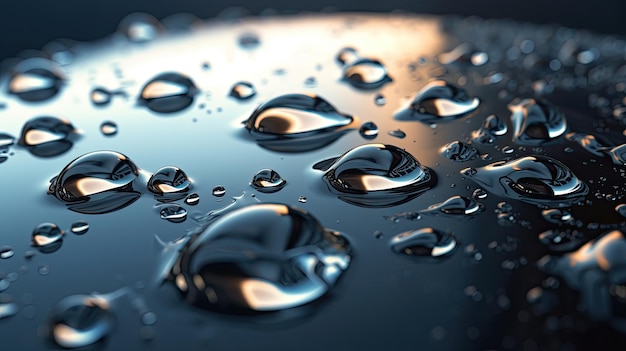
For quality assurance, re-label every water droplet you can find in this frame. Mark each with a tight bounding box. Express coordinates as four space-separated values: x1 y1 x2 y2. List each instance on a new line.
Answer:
24 251 35 260
48 151 141 214
138 73 198 114
118 13 162 42
336 47 359 65
304 77 317 88
471 52 488 66
31 223 64 253
473 188 488 200
394 80 480 123
607 144 626 166
509 99 567 145
147 166 191 201
0 295 18 320
314 143 437 207
342 58 392 90
359 122 379 139
159 205 187 223
238 32 260 49
0 246 14 259
91 88 112 106
212 186 226 197
538 229 585 252
244 93 355 152
251 169 287 193
462 156 588 207
440 141 478 162
616 204 626 218
185 193 200 206
298 196 307 203
100 121 118 136
17 116 78 157
388 129 406 139
70 221 89 235
141 311 157 326
162 202 351 312
472 115 506 144
8 58 65 102
420 195 483 216
541 208 573 224
46 294 113 348
502 145 515 154
38 265 50 276
390 228 457 260
0 133 15 149
374 94 386 106
229 81 256 100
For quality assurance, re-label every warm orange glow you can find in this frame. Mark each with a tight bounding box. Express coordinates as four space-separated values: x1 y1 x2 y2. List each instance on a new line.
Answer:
568 230 622 270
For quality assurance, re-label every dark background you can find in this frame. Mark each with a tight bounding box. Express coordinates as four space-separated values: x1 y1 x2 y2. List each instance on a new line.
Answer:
0 0 624 61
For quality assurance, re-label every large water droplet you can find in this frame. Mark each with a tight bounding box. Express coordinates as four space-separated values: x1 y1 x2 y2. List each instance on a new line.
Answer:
420 196 482 216
471 114 508 144
341 58 392 90
440 141 478 162
244 93 355 152
462 155 588 207
250 169 287 193
138 73 198 114
162 203 351 313
394 80 480 123
229 81 256 100
17 116 78 157
118 13 162 42
48 151 141 214
160 205 187 223
46 294 113 349
313 143 437 207
238 32 260 49
147 166 191 201
390 228 457 260
359 122 379 139
31 223 64 253
509 99 567 145
8 58 65 102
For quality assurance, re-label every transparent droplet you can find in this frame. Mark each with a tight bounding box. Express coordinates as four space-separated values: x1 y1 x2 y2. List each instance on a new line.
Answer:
390 228 457 260
138 72 198 114
607 144 626 166
471 114 507 144
0 246 14 259
304 77 317 88
616 204 626 218
118 13 162 42
100 121 118 136
359 122 379 139
462 156 588 207
394 80 480 123
509 99 567 145
48 151 141 214
147 166 191 200
160 205 187 223
212 186 226 197
8 58 65 102
244 93 355 152
38 265 51 276
440 141 477 162
91 88 112 106
374 94 387 106
251 169 287 193
342 58 392 90
388 129 406 139
185 193 200 206
420 195 482 216
229 81 256 100
70 221 89 235
17 116 78 157
31 223 64 253
161 202 351 312
336 47 359 65
46 294 113 349
238 32 260 49
298 196 307 203
472 188 487 200
313 143 437 207
0 295 18 320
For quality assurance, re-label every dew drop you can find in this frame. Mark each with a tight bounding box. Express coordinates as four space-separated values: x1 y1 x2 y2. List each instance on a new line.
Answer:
160 205 187 223
314 143 437 207
359 122 379 139
440 141 478 162
100 121 118 136
70 221 89 235
394 80 480 123
420 195 482 216
185 193 200 206
342 58 392 90
118 13 162 42
212 186 226 197
0 133 15 149
251 169 287 193
138 72 198 114
304 77 317 88
508 99 567 145
229 81 256 100
17 116 78 157
147 166 191 201
31 223 64 253
390 228 457 260
0 246 14 259
8 58 65 102
388 129 406 139
141 311 157 326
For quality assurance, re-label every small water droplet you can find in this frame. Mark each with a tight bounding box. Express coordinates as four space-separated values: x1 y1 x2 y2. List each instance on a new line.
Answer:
304 77 317 88
342 58 392 90
100 121 118 136
8 58 65 102
470 52 488 66
541 208 573 224
185 193 200 206
229 81 256 100
420 195 482 216
251 169 287 193
238 32 260 49
38 265 50 276
118 13 162 42
388 129 406 139
472 115 507 144
159 205 187 223
70 221 89 235
24 251 35 260
472 188 488 200
509 99 567 145
0 246 14 259
212 186 226 197
336 47 359 65
359 122 379 139
147 166 191 201
374 94 386 106
31 223 64 253
502 145 515 154
374 230 384 239
440 141 478 162
17 116 78 157
298 196 307 203
0 133 15 149
390 228 457 260
138 73 198 114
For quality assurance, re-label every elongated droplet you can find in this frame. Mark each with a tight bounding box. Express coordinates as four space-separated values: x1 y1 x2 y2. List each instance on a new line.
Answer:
388 129 406 139
509 98 567 145
420 196 482 216
212 186 226 197
31 223 64 253
8 58 65 102
336 47 359 65
160 205 187 223
390 228 457 260
250 169 287 193
185 193 200 206
0 246 14 259
138 73 197 114
100 121 118 136
17 116 78 157
0 295 18 320
342 58 392 90
70 221 89 235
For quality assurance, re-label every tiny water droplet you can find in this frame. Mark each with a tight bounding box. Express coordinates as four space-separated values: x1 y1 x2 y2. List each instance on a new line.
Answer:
0 246 14 259
541 208 573 224
138 73 198 114
91 88 112 106
160 205 187 223
185 193 200 206
212 186 226 197
0 295 18 320
538 229 585 252
374 230 384 239
298 196 307 203
359 122 379 139
100 121 118 136
470 52 488 66
251 169 287 193
342 58 392 90
8 58 65 102
31 223 64 253
229 81 256 100
420 195 482 216
374 94 386 106
38 265 50 276
388 129 406 139
70 221 89 235
304 77 317 88
141 311 157 326
390 228 457 260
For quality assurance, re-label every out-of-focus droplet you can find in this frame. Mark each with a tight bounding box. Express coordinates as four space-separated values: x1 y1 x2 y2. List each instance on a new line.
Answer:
17 116 78 157
238 32 260 49
0 246 14 259
138 73 198 114
390 228 457 260
374 94 387 106
118 13 162 42
8 58 65 102
229 81 256 100
359 122 379 139
0 295 18 320
388 129 406 139
336 47 359 65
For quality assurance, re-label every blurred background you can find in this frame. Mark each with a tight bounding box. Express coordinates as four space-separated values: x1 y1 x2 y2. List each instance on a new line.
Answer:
1 0 625 61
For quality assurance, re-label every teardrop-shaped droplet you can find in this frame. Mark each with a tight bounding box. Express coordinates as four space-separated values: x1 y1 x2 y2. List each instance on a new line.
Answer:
244 93 355 152
138 73 198 114
342 58 392 90
31 222 64 253
0 133 15 149
509 98 567 145
212 186 226 197
394 80 480 123
8 58 65 102
359 122 379 139
471 115 508 144
118 13 162 42
17 116 78 157
440 141 478 162
46 294 113 349
48 151 141 214
472 188 488 200
0 246 14 259
147 166 191 201
538 229 585 252
336 47 359 65
420 196 482 216
70 221 89 235
162 202 351 313
461 155 588 207
314 143 437 207
160 205 187 223
251 169 287 193
100 121 118 136
390 228 457 260
229 81 256 100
